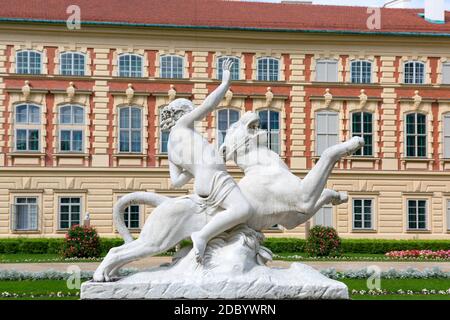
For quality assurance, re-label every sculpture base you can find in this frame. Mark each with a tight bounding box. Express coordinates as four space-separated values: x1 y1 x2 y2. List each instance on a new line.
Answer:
81 262 348 299
82 226 348 299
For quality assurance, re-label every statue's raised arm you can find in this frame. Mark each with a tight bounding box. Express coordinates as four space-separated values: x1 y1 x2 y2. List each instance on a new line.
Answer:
176 59 233 127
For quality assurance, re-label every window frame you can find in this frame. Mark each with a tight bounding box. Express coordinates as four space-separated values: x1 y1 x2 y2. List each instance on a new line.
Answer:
315 59 338 82
12 196 39 231
406 199 428 231
118 106 143 154
256 57 280 82
16 50 42 75
59 52 86 76
216 56 240 81
58 196 82 230
159 106 170 154
160 55 184 79
58 104 85 153
118 53 144 78
443 113 450 159
315 110 339 156
351 111 373 157
404 61 425 84
442 62 450 85
313 204 333 227
123 204 141 230
216 108 240 147
258 109 280 154
14 103 41 152
447 199 450 231
350 60 372 84
352 198 373 230
404 112 427 158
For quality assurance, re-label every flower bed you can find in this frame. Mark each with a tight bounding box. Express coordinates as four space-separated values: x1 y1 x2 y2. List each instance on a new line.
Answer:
385 250 450 260
351 288 450 296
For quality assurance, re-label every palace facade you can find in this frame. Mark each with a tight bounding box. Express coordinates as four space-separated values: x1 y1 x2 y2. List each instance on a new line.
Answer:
0 0 450 239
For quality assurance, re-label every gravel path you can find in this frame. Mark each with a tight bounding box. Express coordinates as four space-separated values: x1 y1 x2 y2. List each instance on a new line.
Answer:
1 257 449 272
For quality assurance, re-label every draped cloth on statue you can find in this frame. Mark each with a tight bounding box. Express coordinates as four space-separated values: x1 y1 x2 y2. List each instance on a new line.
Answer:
185 171 237 216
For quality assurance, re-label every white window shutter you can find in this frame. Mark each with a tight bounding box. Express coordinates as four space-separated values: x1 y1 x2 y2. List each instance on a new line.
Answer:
316 113 327 155
316 62 327 82
327 61 338 82
328 112 339 148
444 115 450 158
443 64 450 84
314 207 324 226
324 206 333 227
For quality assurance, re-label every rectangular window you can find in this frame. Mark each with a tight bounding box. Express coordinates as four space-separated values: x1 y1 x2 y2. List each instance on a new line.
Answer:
257 58 279 81
407 199 427 230
316 60 338 82
258 110 280 154
351 61 372 84
217 57 240 81
443 63 450 85
119 107 142 153
404 62 425 84
59 197 81 229
352 112 373 156
353 199 373 230
60 53 85 76
160 56 184 79
405 113 427 157
60 130 83 152
118 54 143 78
314 205 333 227
447 200 450 231
124 205 140 229
13 197 38 231
15 129 39 151
16 51 41 74
316 111 339 156
444 114 450 158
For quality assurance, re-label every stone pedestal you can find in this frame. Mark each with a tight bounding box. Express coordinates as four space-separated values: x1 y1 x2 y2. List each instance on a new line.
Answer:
81 226 348 300
81 262 348 299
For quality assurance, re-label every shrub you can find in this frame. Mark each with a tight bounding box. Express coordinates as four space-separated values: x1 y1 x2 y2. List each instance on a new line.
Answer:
263 238 306 253
61 225 101 258
305 226 342 257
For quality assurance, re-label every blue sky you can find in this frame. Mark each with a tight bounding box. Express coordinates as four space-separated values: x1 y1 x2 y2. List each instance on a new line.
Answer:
243 0 450 9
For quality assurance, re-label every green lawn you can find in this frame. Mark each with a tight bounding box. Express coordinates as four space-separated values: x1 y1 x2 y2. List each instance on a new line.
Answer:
1 252 448 263
0 253 103 263
274 252 449 262
0 278 447 300
0 280 79 300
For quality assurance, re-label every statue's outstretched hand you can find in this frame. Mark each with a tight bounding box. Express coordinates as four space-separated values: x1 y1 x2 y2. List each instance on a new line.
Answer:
221 58 234 85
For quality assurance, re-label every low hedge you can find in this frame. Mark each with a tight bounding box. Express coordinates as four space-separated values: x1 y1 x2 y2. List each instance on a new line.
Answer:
0 237 449 255
0 238 125 255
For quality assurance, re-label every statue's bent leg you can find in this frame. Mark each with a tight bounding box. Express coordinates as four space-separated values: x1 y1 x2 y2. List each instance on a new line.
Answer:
298 137 363 213
191 187 251 263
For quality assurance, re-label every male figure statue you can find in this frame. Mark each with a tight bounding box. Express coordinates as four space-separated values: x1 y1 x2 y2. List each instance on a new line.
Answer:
160 59 253 262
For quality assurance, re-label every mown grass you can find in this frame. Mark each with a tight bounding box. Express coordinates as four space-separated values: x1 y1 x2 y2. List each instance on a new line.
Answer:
0 280 79 300
273 252 449 262
0 253 103 263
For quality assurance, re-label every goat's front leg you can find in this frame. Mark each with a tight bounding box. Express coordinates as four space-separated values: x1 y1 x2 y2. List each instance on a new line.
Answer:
301 188 348 218
298 137 364 209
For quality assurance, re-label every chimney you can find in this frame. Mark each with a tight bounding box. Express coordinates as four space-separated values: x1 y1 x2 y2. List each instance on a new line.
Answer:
424 0 445 24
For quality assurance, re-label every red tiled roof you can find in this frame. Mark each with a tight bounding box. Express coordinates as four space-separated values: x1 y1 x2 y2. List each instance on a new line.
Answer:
1 0 450 35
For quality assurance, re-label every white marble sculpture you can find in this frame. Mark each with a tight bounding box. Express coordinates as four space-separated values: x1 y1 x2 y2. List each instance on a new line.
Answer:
84 59 364 299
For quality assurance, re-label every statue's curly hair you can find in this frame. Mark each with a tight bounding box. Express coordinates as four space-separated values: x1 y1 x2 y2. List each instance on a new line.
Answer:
160 98 194 131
